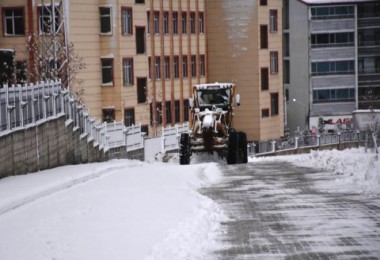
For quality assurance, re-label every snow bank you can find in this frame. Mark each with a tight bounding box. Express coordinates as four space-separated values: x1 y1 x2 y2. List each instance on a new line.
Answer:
252 148 380 195
0 160 226 260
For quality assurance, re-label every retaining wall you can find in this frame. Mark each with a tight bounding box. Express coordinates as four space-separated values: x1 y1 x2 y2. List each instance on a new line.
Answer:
0 115 145 179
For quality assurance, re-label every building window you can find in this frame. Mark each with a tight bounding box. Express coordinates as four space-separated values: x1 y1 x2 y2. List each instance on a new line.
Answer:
182 12 187 34
311 32 354 48
164 56 170 79
137 78 147 104
311 6 354 20
121 7 132 35
135 0 145 4
3 7 25 36
154 11 159 34
166 101 172 124
103 108 115 123
155 57 161 79
200 55 205 77
174 100 180 123
147 11 159 34
313 88 355 103
269 10 278 33
174 56 179 78
136 27 146 54
101 58 113 85
191 55 196 77
173 12 178 34
38 6 60 34
141 124 149 136
358 4 380 18
262 109 270 118
124 108 135 127
270 93 279 116
199 12 204 34
358 28 380 47
358 56 380 74
260 0 267 6
123 58 134 85
99 7 112 34
163 12 169 34
260 25 268 49
182 56 188 78
270 52 278 74
184 99 189 121
311 60 355 76
190 12 196 34
261 67 269 91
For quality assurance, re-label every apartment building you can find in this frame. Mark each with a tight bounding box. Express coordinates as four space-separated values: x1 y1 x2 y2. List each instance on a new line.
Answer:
0 0 207 136
284 0 380 134
1 0 285 141
206 0 284 141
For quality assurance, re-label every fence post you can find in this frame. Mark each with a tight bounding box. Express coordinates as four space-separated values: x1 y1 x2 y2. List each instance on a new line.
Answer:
356 130 360 148
19 84 27 127
271 140 276 153
6 85 15 130
338 132 341 150
42 81 50 119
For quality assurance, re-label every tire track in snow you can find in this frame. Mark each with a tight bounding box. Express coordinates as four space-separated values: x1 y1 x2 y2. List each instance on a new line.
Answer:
0 165 127 217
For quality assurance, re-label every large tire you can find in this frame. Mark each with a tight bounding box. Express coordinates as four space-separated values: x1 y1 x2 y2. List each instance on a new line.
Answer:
238 132 248 164
227 131 238 164
179 133 191 165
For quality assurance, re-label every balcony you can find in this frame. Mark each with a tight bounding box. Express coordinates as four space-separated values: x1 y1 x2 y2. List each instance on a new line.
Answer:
312 75 355 89
310 19 355 33
310 46 355 61
358 17 380 28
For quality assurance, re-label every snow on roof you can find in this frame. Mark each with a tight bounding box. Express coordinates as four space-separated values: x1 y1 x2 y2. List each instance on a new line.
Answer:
299 0 379 4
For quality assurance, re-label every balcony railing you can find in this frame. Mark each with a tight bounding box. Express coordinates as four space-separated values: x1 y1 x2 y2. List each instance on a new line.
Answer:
358 40 380 47
311 42 354 49
358 68 380 75
311 70 355 77
311 14 354 20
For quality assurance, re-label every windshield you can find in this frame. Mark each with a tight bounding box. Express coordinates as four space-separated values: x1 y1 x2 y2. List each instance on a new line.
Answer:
197 89 231 106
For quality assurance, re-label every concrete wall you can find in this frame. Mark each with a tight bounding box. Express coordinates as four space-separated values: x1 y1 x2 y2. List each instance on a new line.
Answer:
286 0 310 133
0 115 145 179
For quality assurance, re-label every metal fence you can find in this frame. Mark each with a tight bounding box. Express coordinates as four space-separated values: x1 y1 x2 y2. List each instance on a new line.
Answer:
162 123 189 152
0 81 144 152
254 130 362 155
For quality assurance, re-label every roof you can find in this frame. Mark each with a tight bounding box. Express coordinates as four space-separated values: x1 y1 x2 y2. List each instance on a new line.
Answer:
193 83 235 90
299 0 379 4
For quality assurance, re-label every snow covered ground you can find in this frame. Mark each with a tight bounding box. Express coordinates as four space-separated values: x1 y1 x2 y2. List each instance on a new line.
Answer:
0 148 378 260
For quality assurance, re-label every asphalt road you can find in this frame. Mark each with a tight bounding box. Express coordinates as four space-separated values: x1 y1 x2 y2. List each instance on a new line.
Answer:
201 161 380 260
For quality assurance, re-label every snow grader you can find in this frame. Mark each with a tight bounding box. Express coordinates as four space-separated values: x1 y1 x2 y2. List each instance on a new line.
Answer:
179 83 248 165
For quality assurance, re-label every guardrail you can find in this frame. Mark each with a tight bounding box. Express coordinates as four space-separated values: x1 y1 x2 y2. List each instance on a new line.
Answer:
162 123 189 152
252 130 378 156
0 81 144 152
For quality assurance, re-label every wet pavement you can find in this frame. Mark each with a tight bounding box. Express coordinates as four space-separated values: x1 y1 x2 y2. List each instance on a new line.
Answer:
201 161 380 260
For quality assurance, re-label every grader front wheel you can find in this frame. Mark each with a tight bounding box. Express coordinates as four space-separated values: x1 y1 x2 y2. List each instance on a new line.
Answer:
179 133 191 165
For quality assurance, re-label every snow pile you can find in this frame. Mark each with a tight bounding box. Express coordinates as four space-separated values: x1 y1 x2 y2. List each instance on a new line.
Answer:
254 148 380 195
296 149 380 195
